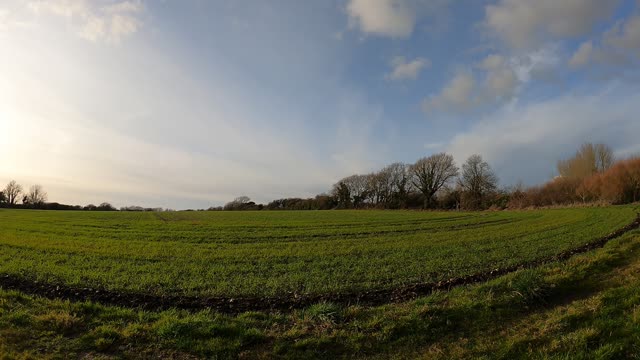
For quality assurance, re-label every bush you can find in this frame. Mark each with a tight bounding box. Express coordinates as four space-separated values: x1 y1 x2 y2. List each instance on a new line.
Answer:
508 156 640 208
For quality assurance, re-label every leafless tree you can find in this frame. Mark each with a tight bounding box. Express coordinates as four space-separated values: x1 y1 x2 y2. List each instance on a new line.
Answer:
233 196 251 204
224 196 255 210
337 174 370 207
459 154 498 209
387 163 408 192
4 180 23 206
366 168 396 205
365 172 382 205
558 143 614 178
25 184 47 205
409 153 459 208
594 143 615 173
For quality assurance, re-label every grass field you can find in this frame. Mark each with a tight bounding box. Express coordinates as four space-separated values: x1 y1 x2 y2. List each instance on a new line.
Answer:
1 209 640 358
0 207 637 300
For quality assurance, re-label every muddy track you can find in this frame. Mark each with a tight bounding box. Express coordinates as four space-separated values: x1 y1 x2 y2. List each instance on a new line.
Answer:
1 215 639 314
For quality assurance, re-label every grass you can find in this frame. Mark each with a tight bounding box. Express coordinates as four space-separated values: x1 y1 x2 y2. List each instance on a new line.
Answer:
1 219 640 358
0 207 637 299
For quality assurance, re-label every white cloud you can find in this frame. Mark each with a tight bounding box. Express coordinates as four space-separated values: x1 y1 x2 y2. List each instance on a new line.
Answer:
104 1 142 14
479 54 506 70
445 87 640 185
0 4 393 208
484 66 518 100
604 14 640 52
386 56 429 81
347 0 414 38
0 8 10 32
28 0 143 43
109 13 140 39
478 54 519 100
346 0 451 38
568 15 640 71
423 53 524 114
0 3 34 32
422 70 476 112
485 0 618 49
511 46 562 83
569 41 594 67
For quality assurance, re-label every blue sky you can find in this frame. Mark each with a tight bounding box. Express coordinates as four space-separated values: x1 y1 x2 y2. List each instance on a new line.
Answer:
1 0 640 209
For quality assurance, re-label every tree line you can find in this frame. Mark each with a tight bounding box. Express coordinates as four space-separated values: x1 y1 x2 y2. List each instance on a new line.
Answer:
0 181 166 211
509 143 639 208
1 181 49 208
326 153 499 210
220 153 500 211
3 142 638 212
223 143 639 211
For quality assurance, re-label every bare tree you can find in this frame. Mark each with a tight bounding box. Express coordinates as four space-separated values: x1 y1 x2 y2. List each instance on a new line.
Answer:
558 143 614 178
594 143 614 173
374 163 404 206
224 196 254 210
365 168 396 206
25 184 47 205
409 153 459 208
386 162 409 207
337 174 370 208
387 163 408 192
459 154 498 209
233 196 251 204
364 172 382 205
98 202 117 211
332 163 411 209
4 180 23 206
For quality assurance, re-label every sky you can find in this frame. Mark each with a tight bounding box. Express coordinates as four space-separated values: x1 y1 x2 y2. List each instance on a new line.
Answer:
1 0 640 209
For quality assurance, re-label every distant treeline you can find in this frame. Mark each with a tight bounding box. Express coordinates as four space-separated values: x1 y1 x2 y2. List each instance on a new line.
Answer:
220 143 639 211
0 182 167 212
3 143 639 212
510 153 640 208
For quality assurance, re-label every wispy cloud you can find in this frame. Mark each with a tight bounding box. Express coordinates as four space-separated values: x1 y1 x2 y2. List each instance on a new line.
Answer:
445 86 640 185
484 0 618 49
386 56 430 81
569 14 640 73
346 0 451 38
422 70 476 113
28 0 144 43
347 0 415 38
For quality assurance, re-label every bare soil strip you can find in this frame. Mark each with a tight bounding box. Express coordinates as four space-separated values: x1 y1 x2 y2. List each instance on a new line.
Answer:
1 215 639 314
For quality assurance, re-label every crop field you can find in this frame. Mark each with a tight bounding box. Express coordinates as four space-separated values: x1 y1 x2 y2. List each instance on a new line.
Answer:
0 207 637 300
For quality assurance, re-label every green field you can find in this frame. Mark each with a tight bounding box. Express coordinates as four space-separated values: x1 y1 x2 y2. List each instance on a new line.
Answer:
1 208 640 359
0 207 637 299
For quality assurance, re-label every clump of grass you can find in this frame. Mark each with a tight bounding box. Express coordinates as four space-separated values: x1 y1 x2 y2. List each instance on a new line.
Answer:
83 324 122 352
7 310 31 327
508 269 551 305
303 302 342 323
34 310 83 335
152 310 265 357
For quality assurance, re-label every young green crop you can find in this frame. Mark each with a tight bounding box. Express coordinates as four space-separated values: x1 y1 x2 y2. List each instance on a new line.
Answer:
3 219 640 359
0 207 637 298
